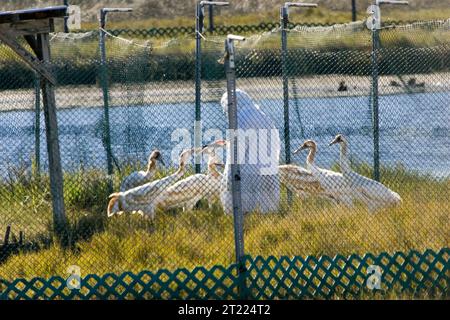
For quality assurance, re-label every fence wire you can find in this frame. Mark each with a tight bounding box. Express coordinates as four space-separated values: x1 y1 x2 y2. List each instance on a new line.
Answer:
0 20 448 289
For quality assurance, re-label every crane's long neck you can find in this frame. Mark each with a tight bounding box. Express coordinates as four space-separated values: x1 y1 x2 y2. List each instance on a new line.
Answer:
306 145 316 169
146 159 156 176
340 141 351 173
158 160 186 189
174 160 186 177
208 162 221 179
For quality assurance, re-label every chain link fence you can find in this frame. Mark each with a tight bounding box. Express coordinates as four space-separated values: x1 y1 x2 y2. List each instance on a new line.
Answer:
0 19 449 293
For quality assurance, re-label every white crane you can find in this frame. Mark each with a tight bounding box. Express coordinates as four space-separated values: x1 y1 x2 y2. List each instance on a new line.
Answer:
278 163 325 200
291 139 356 206
329 134 402 212
107 148 195 219
156 140 226 211
119 149 165 192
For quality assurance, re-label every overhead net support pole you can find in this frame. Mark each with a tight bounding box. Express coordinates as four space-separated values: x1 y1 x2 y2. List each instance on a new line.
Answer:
98 7 132 191
280 2 317 204
224 34 247 299
367 0 408 181
194 1 229 173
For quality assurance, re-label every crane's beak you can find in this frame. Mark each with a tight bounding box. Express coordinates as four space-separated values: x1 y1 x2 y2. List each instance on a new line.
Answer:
214 139 227 147
329 139 338 146
293 145 306 154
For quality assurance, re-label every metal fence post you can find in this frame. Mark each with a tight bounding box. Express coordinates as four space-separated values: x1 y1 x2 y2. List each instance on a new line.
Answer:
224 34 246 299
371 27 381 182
195 1 229 173
281 7 290 168
208 1 214 32
98 8 132 190
63 0 69 33
352 0 357 22
33 74 41 177
367 0 408 182
280 2 317 204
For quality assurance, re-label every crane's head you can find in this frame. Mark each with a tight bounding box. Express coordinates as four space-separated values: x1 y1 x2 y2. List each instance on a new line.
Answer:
149 149 165 166
200 140 226 167
207 152 224 167
293 139 316 154
107 192 121 217
179 148 195 166
329 134 345 146
201 140 227 154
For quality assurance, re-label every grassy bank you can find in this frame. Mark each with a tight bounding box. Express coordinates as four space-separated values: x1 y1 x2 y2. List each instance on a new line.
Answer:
0 163 448 286
1 33 449 90
1 15 449 90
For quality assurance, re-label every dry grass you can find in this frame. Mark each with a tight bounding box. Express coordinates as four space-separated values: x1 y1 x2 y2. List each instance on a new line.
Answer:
0 164 448 290
77 7 450 30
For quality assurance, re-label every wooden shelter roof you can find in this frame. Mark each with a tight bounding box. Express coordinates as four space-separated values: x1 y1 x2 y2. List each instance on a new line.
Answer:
0 6 67 24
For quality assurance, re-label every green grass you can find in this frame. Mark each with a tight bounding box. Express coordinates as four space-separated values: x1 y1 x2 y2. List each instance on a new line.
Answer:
0 162 448 297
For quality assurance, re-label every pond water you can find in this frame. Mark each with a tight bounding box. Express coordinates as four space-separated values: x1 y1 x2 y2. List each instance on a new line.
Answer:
1 91 449 180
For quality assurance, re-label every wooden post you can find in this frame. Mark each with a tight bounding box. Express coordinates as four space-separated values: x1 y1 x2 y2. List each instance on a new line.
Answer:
37 33 68 243
0 6 69 244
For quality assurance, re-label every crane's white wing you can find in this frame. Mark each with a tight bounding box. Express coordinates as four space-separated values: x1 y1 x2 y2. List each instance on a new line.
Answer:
309 165 347 190
123 172 181 204
279 164 324 194
157 174 208 207
344 171 401 210
120 171 152 192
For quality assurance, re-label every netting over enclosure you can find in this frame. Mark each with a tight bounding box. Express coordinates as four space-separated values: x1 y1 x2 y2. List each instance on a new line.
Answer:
0 18 449 296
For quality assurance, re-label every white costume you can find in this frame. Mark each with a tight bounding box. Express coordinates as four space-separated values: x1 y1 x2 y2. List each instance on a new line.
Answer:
220 89 280 214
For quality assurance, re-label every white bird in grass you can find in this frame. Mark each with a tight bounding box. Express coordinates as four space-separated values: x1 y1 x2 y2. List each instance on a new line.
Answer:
329 134 402 212
291 139 356 206
107 148 195 219
278 163 325 200
156 140 226 211
120 150 165 192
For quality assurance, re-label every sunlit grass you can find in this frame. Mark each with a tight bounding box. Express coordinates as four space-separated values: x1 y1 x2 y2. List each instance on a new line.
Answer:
0 163 448 294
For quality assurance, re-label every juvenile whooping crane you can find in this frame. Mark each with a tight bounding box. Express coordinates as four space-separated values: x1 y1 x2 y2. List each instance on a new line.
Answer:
156 140 226 211
278 163 324 200
120 149 165 192
107 148 195 219
329 134 402 212
291 139 356 206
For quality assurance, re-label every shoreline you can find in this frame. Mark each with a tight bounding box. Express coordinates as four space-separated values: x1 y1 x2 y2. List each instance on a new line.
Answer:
0 73 449 112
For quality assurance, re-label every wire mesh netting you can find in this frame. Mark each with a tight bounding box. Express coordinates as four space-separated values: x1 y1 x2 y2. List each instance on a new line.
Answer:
0 19 449 287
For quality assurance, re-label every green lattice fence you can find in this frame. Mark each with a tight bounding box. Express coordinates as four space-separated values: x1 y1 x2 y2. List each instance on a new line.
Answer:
1 248 448 300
